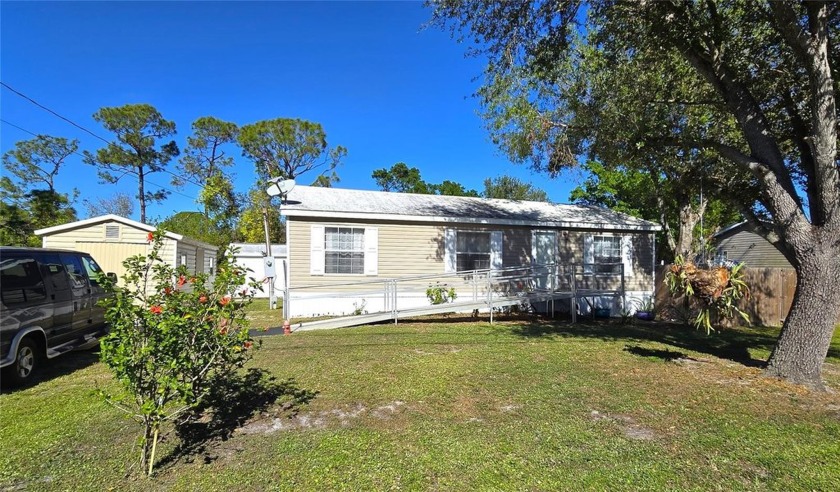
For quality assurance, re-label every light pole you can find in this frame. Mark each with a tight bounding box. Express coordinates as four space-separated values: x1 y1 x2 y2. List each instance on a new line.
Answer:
264 178 295 310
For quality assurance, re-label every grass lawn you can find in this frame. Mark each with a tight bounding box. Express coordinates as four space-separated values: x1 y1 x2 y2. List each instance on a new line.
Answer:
2 312 839 491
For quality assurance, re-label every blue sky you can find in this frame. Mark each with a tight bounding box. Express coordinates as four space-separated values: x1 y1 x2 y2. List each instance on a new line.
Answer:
1 1 579 223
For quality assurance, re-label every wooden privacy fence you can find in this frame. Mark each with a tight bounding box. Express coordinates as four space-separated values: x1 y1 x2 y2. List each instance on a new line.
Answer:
654 265 800 328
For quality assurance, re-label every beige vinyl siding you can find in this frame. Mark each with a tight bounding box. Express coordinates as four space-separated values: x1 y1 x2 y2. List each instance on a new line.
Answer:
289 218 444 288
39 221 177 291
176 242 198 274
562 230 654 292
716 229 792 269
289 218 655 292
72 242 149 279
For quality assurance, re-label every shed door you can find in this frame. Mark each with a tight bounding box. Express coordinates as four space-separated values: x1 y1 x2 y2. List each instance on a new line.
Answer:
74 241 149 281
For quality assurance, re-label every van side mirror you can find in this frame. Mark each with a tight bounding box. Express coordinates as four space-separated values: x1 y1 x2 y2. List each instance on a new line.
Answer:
106 272 118 282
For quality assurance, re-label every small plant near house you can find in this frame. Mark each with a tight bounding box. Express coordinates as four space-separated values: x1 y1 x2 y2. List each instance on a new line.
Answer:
97 229 261 477
633 297 656 321
352 299 367 315
426 282 457 305
665 255 750 333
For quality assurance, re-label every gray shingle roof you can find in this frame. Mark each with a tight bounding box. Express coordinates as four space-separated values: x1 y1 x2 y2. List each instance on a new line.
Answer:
281 186 660 231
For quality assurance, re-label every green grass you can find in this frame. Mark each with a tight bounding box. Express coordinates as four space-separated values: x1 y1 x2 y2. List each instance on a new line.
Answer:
2 318 839 491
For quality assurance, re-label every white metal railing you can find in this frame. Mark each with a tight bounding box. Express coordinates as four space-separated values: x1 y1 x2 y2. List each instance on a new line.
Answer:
283 262 626 324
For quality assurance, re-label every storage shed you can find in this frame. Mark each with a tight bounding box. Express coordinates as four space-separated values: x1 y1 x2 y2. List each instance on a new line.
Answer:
35 215 218 280
712 221 793 269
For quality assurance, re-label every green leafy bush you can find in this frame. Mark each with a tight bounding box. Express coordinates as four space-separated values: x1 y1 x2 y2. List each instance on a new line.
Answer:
426 282 457 305
97 230 260 476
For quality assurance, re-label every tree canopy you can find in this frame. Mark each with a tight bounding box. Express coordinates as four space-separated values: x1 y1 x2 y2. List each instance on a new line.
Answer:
84 104 179 223
83 193 135 218
432 0 840 387
570 161 740 261
483 175 549 202
1 136 79 245
238 118 345 185
372 162 479 196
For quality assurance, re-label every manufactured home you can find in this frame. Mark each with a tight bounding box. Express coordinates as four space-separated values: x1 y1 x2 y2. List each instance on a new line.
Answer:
35 215 218 281
280 186 661 320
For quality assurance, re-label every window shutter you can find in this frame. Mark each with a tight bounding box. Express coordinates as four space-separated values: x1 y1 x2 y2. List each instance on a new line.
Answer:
444 228 456 273
310 225 325 275
490 231 503 270
583 234 594 274
364 227 378 276
621 235 634 278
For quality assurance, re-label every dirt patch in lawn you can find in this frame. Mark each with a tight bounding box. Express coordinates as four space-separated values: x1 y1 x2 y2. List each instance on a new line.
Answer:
589 410 658 441
237 400 408 435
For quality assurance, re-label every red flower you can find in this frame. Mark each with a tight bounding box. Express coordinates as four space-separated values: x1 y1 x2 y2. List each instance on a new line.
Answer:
199 295 208 304
219 296 231 306
147 232 155 243
164 287 172 296
150 305 163 315
243 341 253 350
177 275 187 287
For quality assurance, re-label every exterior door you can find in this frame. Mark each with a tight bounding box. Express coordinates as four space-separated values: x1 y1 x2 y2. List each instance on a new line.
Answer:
533 231 557 290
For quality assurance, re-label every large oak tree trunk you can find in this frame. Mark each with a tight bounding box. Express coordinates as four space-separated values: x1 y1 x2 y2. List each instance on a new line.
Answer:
765 241 840 388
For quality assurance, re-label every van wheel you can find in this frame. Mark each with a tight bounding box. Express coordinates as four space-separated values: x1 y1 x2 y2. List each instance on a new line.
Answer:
7 338 40 385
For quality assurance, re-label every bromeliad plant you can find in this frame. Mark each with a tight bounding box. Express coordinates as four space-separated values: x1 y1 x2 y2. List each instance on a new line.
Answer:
97 230 261 476
665 255 751 333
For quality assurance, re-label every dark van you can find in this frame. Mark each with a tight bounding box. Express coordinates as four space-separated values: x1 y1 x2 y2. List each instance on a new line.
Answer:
1 247 113 385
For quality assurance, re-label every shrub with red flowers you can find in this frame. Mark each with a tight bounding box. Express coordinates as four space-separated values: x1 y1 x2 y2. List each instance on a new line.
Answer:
97 229 261 476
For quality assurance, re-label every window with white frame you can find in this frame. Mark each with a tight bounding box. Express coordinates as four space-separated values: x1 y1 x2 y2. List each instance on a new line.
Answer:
456 231 491 271
325 227 365 274
593 236 622 273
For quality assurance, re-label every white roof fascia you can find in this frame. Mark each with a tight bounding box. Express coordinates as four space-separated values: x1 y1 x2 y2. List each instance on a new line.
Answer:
34 214 185 241
281 209 662 232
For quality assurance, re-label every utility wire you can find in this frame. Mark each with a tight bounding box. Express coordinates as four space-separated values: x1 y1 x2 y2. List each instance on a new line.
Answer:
1 81 204 188
1 118 199 201
2 81 109 144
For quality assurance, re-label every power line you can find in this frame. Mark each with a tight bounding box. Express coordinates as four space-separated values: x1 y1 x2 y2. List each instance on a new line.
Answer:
1 81 204 188
1 81 110 144
1 118 199 201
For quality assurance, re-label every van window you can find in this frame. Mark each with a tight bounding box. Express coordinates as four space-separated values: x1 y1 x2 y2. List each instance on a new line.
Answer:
81 256 104 286
0 257 48 306
38 253 71 292
60 255 88 289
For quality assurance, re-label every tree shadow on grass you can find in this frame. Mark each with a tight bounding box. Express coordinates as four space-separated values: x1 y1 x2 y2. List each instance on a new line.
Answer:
623 345 687 362
156 368 318 468
508 319 772 368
